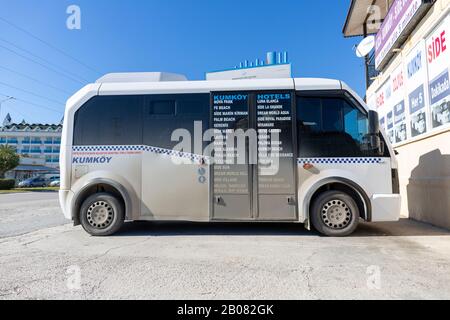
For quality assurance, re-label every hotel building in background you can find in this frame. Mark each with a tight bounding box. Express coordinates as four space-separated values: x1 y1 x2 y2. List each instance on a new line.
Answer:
344 0 450 229
0 114 61 179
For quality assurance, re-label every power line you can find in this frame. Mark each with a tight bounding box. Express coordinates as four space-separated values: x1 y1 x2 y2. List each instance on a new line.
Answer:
0 15 100 75
0 92 63 114
0 43 85 85
0 36 90 83
15 97 63 114
0 65 72 95
0 80 65 106
0 99 28 120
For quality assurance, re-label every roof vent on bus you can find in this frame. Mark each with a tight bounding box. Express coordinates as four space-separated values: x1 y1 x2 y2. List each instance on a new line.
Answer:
95 72 188 83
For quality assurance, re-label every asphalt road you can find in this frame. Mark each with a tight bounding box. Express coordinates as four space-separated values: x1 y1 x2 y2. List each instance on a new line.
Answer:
1 192 450 300
0 192 68 238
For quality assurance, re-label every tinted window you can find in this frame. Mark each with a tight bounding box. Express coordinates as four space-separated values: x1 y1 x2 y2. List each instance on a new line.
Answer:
73 95 143 145
149 100 175 115
297 94 374 157
177 99 206 115
143 94 210 150
74 94 210 148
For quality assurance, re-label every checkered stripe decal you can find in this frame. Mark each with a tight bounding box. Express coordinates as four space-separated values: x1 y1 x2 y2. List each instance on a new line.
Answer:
72 145 207 161
73 145 145 152
71 147 383 164
297 157 383 164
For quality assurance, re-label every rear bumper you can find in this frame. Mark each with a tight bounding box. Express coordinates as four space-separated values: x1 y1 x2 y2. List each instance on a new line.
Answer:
370 194 401 222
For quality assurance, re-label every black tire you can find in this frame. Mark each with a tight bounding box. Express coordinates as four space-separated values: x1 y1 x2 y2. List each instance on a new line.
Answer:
79 193 124 236
310 190 359 237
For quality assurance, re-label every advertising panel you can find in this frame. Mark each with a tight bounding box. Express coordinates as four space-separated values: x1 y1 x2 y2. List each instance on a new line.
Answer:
370 14 450 146
426 17 450 129
376 78 394 144
391 64 407 143
405 40 429 138
409 84 427 137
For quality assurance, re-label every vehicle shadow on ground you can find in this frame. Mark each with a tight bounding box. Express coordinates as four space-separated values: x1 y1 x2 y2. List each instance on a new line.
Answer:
116 221 315 237
113 218 450 238
353 218 450 237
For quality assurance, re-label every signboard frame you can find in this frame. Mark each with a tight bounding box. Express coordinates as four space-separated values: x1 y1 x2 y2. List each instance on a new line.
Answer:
375 0 434 70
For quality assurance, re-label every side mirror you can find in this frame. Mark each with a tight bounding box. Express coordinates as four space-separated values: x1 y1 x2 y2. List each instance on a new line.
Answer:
368 110 382 155
368 110 379 135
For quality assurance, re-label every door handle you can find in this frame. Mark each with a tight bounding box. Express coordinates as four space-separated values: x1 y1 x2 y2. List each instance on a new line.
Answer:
215 196 222 204
287 197 295 205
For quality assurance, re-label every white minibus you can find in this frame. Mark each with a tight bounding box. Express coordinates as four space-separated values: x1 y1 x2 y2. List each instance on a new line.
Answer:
59 72 401 236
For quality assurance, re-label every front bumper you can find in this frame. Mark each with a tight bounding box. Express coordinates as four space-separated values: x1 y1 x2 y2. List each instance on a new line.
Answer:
59 189 74 220
370 194 401 222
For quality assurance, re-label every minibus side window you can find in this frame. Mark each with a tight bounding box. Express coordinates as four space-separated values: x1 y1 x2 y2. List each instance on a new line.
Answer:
142 93 210 151
74 94 210 149
149 100 175 115
73 95 143 146
297 95 375 157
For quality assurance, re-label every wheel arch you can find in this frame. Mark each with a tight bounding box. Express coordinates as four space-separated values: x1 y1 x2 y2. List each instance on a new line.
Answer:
303 177 372 223
71 178 132 225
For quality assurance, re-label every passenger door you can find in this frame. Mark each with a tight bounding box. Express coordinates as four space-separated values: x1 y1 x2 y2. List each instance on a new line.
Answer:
211 91 297 221
211 92 252 220
256 92 297 220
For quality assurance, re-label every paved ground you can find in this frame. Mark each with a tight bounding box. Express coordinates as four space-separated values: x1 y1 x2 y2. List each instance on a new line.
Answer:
0 192 68 238
1 193 450 299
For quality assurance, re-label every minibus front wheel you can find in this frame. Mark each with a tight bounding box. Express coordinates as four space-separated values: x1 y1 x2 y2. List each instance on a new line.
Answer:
79 193 124 236
311 190 359 237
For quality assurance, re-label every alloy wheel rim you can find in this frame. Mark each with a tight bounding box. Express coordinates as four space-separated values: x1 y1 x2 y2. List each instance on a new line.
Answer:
321 199 352 229
87 201 114 229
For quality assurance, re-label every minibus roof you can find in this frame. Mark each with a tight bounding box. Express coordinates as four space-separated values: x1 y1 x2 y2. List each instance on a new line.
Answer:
96 77 342 95
65 76 347 117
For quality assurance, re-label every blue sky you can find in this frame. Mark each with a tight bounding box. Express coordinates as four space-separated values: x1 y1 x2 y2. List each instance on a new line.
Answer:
0 0 365 124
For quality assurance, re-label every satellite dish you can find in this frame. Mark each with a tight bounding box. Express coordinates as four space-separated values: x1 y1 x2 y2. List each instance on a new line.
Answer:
356 35 375 58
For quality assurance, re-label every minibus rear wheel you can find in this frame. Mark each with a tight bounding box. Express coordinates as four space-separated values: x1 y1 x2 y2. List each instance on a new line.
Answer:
80 193 124 236
311 190 359 237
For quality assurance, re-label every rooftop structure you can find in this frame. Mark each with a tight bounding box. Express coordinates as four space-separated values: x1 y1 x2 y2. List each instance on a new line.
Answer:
206 51 292 81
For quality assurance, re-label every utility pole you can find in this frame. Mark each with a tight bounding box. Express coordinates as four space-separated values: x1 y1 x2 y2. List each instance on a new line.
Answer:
0 96 15 125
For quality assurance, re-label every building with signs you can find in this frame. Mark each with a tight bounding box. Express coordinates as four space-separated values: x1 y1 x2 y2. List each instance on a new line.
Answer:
343 0 450 229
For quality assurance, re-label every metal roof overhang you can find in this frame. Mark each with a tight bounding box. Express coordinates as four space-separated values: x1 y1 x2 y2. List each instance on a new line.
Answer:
343 0 389 37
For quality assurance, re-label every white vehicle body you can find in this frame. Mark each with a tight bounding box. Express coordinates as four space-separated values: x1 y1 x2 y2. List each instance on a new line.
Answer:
59 74 401 235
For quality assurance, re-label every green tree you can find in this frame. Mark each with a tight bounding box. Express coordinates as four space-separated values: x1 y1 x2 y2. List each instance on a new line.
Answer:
0 145 20 178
